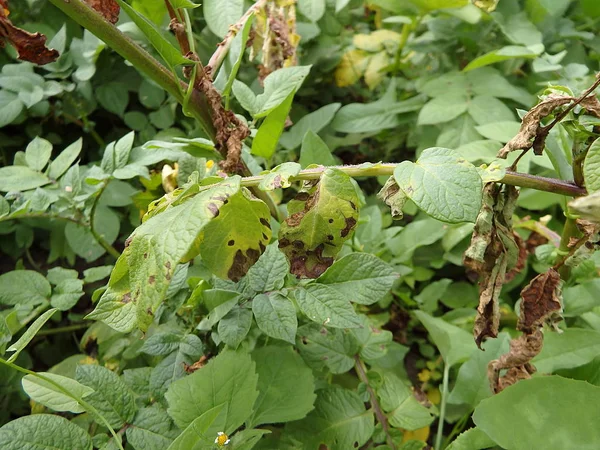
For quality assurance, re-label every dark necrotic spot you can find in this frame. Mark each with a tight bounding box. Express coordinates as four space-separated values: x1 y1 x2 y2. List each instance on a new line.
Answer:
295 192 310 201
259 242 266 252
327 235 334 240
341 217 357 237
293 240 304 249
121 293 132 304
143 252 148 259
328 218 334 224
148 275 155 284
207 202 219 217
228 250 248 282
262 233 268 240
228 240 235 246
247 248 260 262
350 201 356 210
165 261 171 270
260 218 270 227
279 238 290 247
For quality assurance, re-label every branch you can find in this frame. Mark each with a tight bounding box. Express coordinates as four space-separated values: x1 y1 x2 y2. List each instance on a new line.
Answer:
240 164 587 198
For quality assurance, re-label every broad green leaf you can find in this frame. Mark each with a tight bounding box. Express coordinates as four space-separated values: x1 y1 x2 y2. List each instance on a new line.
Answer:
418 93 468 125
492 11 542 46
247 346 316 427
141 332 204 357
258 162 302 192
166 404 227 450
296 323 359 374
532 328 600 373
246 243 289 293
286 388 374 450
83 266 114 284
279 168 360 278
0 270 51 306
376 371 434 430
199 188 271 281
50 278 84 311
0 166 51 192
298 0 326 21
448 333 510 409
232 80 257 115
562 279 600 316
169 0 200 8
0 90 23 127
252 92 294 158
584 137 600 193
48 139 81 180
446 428 495 450
230 428 271 450
96 82 129 117
203 0 244 38
65 205 120 262
25 137 52 171
464 45 541 71
253 292 298 344
0 414 93 450
21 372 94 413
76 365 137 428
317 253 398 305
165 350 259 433
394 147 483 223
116 0 191 67
280 103 341 150
294 284 361 328
7 308 58 363
126 404 179 450
0 195 9 217
101 131 135 173
254 66 311 118
475 121 521 142
473 376 600 450
299 130 337 168
467 95 515 125
218 306 252 349
413 310 476 367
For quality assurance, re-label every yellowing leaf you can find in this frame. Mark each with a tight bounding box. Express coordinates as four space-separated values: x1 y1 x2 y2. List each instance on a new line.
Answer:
335 49 370 88
364 51 390 90
353 29 401 53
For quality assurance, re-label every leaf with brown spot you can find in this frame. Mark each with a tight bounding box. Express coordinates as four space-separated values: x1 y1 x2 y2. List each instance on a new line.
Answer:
0 2 59 65
518 268 562 333
84 0 120 24
279 169 360 278
377 176 407 220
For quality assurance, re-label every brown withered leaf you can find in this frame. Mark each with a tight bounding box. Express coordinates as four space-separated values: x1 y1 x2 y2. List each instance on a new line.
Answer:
0 1 59 65
84 0 120 24
377 177 407 220
488 330 543 393
518 268 562 333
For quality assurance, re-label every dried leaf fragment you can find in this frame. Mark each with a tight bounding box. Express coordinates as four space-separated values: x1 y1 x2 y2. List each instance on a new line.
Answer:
518 268 562 333
0 0 59 65
84 0 120 24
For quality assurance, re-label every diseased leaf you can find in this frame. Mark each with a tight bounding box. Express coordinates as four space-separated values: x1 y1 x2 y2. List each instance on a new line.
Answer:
84 0 120 23
258 162 301 191
583 137 600 193
0 13 59 64
296 323 359 374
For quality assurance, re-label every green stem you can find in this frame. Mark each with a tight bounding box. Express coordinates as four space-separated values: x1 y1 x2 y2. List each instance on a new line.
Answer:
36 323 89 336
354 356 396 450
435 363 450 450
0 357 125 450
555 215 580 279
47 0 215 139
239 164 587 198
90 180 121 259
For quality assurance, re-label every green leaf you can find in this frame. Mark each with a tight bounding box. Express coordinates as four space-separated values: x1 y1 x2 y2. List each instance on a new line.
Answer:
169 0 200 8
0 414 93 450
51 278 84 311
247 346 316 427
21 372 94 413
199 188 271 281
464 45 541 71
584 137 600 193
116 0 191 67
317 253 398 305
467 95 515 125
0 166 51 192
252 92 294 158
408 0 468 11
0 195 9 217
446 428 495 450
254 66 311 118
126 404 179 450
232 80 257 115
0 270 51 306
286 388 374 449
376 371 434 430
165 350 259 433
141 332 203 357
96 82 129 117
299 130 337 168
417 93 468 125
7 308 58 363
25 137 52 171
394 147 483 223
203 0 244 38
75 365 137 428
413 310 476 367
532 328 600 373
258 162 302 192
296 323 359 374
222 13 254 103
562 279 600 316
295 284 361 328
252 292 298 344
473 376 600 450
83 266 114 284
0 90 23 127
298 0 326 22
166 404 227 450
475 121 521 142
245 243 289 293
448 333 510 409
65 206 120 262
279 168 360 278
280 103 341 150
218 306 252 349
48 138 82 180
101 131 135 173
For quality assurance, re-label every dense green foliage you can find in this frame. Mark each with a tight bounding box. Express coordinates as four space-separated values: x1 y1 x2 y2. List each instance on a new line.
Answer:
1 0 600 449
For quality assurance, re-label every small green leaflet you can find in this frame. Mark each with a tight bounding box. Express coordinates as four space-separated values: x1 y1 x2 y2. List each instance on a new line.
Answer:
296 323 359 374
584 137 600 193
21 372 94 413
252 293 297 344
258 162 302 191
7 308 58 363
394 147 483 223
254 66 312 118
294 284 361 328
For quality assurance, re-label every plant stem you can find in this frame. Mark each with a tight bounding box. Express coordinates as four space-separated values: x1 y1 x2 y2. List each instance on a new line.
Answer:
555 215 581 278
435 363 450 450
89 180 121 259
240 164 587 198
354 356 396 450
47 0 215 139
36 323 89 336
0 357 125 450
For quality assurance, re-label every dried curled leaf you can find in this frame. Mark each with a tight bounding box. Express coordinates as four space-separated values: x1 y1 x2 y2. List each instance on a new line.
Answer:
377 176 407 220
569 191 600 224
518 268 562 333
0 0 59 64
84 0 120 24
